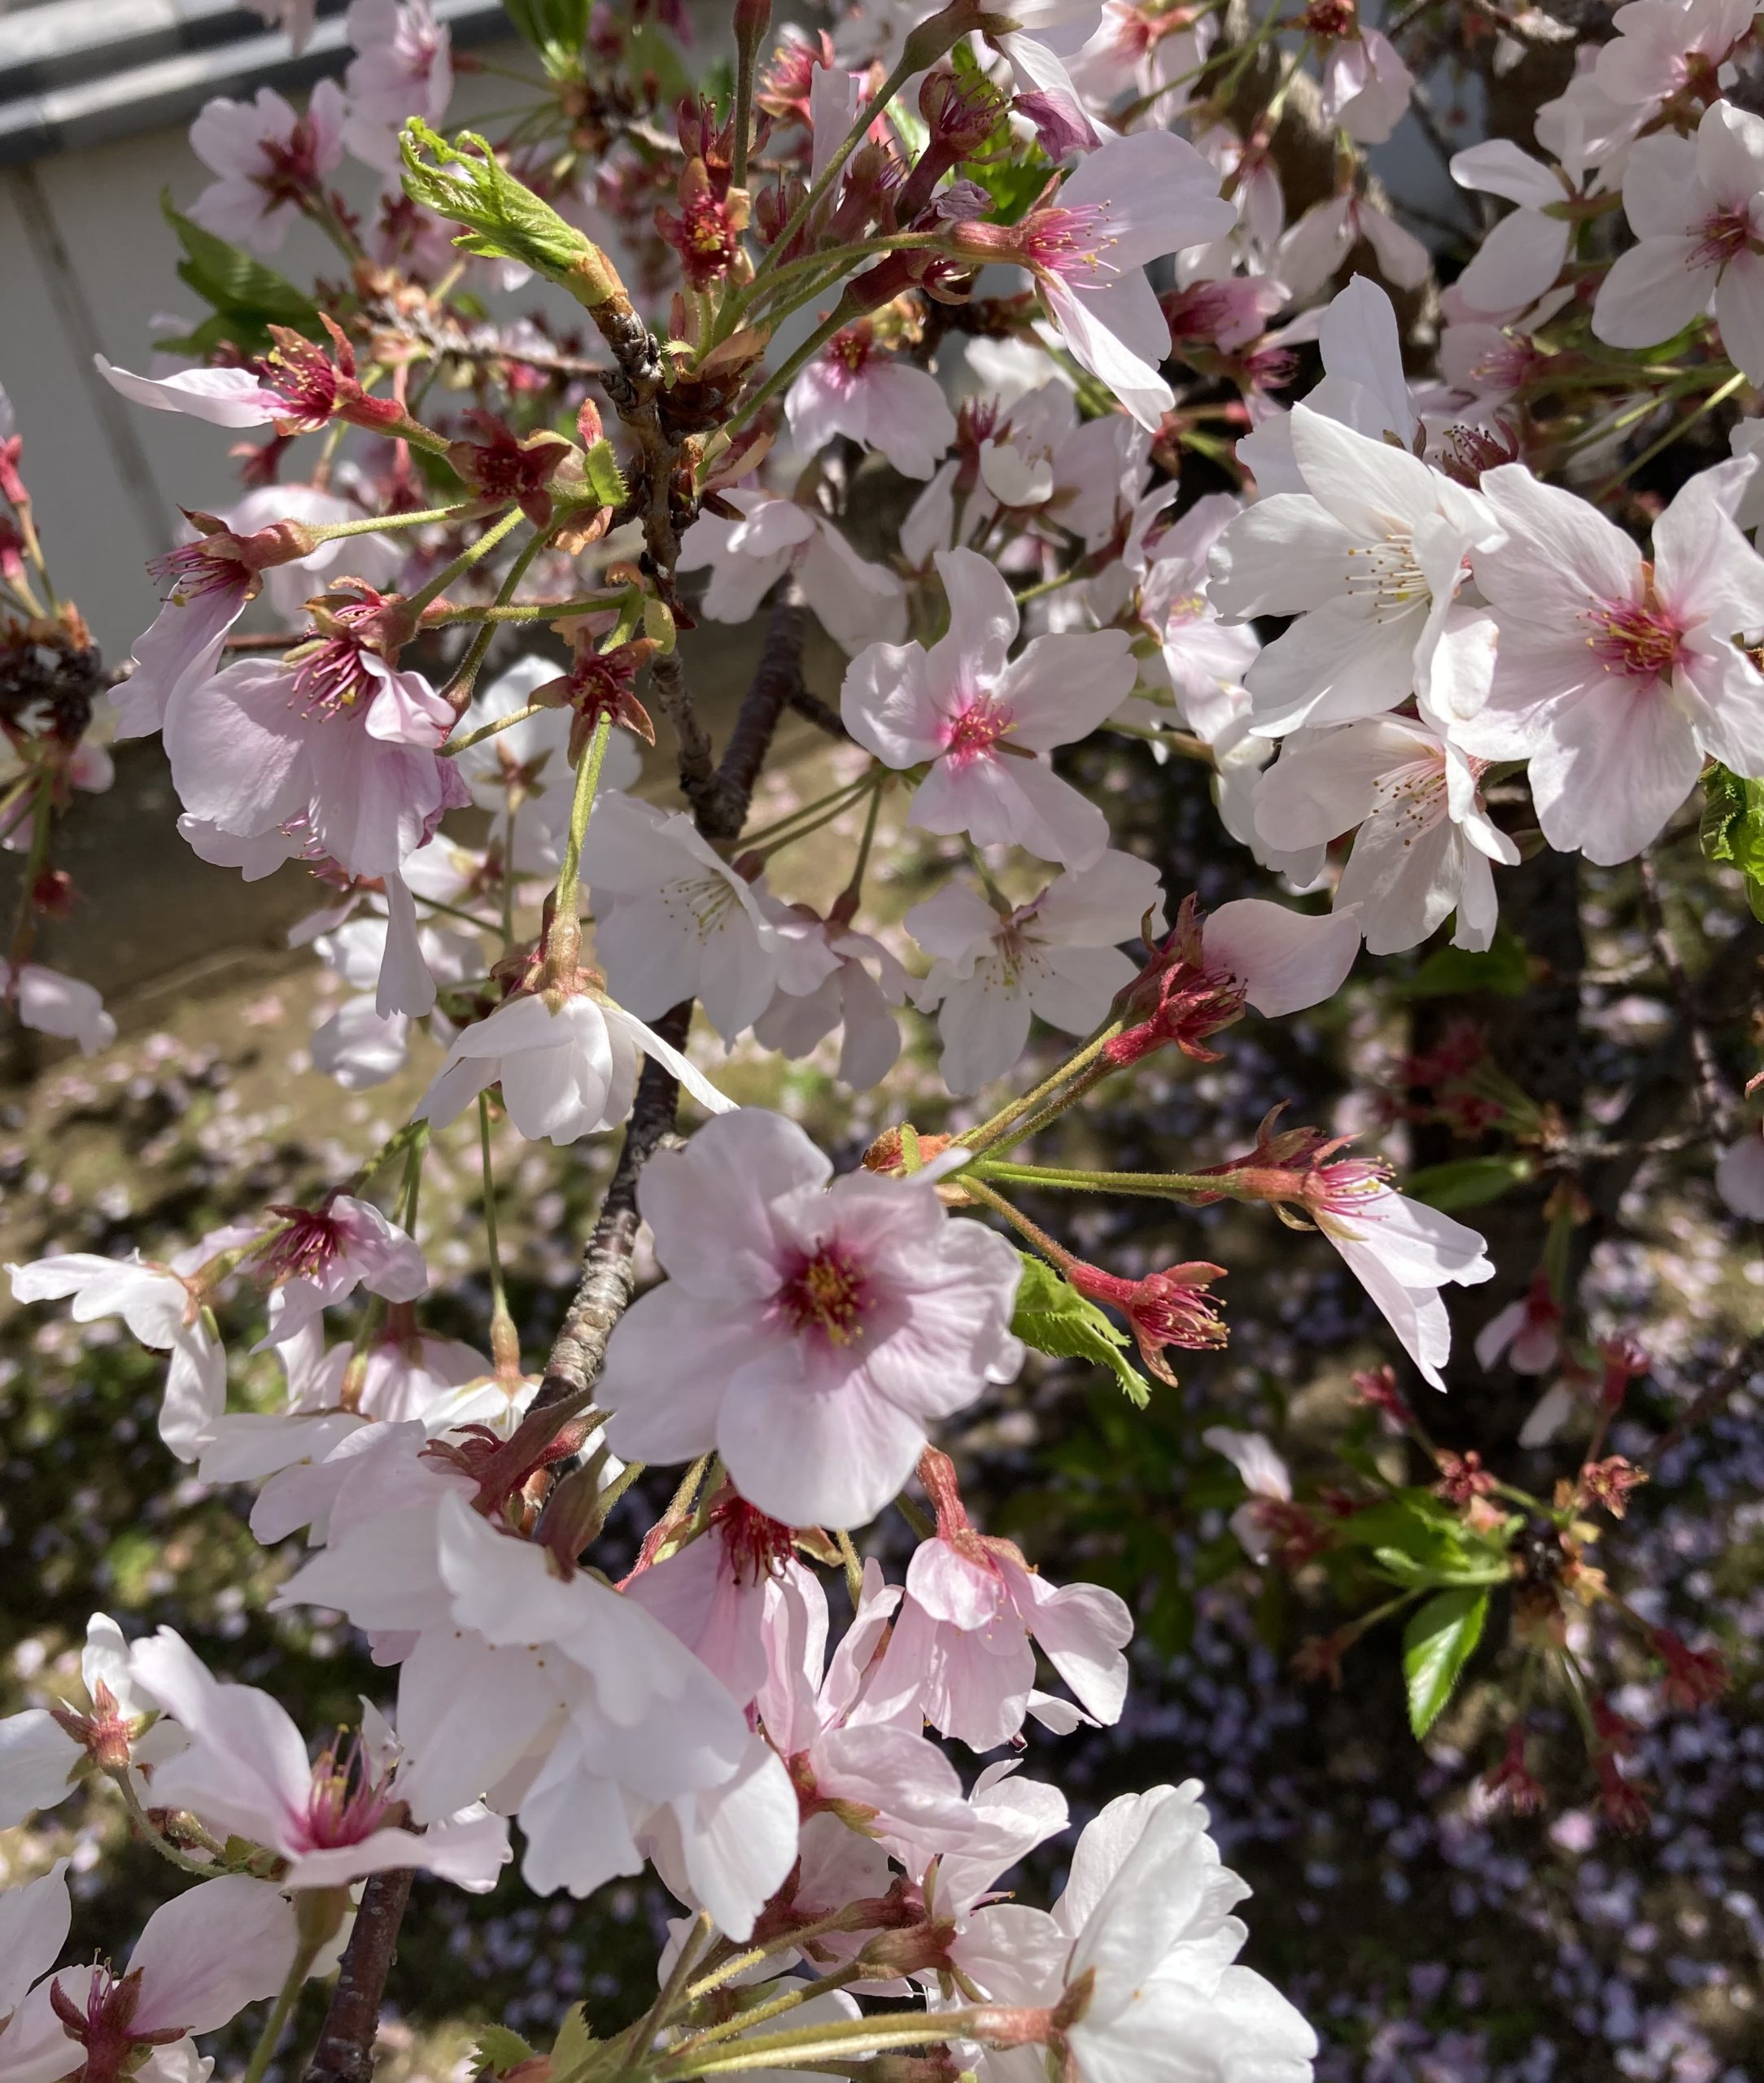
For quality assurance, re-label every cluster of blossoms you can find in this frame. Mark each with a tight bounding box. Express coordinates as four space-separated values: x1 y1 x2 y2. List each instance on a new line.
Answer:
5 0 1762 2068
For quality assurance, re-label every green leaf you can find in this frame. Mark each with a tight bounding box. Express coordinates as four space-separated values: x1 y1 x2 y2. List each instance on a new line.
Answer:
400 121 596 283
1372 1544 1510 1590
951 42 1050 223
1403 1154 1535 1212
160 194 319 349
1396 930 1532 1000
1701 762 1764 922
580 438 627 508
1010 1252 1148 1407
474 2029 536 2078
548 2006 592 2075
1402 1587 1489 1738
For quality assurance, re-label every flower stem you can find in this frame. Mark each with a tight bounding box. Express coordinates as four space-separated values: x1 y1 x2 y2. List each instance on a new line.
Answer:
657 2007 1002 2078
545 711 614 982
956 1024 1122 1160
970 1159 1229 1200
400 503 525 622
240 1932 322 2083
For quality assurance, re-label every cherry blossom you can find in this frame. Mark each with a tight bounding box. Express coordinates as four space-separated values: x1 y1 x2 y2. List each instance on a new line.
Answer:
907 852 1165 1094
1474 1273 1565 1375
785 330 957 480
251 1191 427 1344
1592 0 1757 117
1209 405 1504 735
1449 140 1579 317
163 646 468 880
1275 189 1430 301
7 1253 223 1461
880 1450 1133 1750
93 360 288 428
0 1876 298 2083
130 1628 511 1890
0 962 115 1055
416 985 736 1146
1203 1427 1295 1564
579 793 785 1042
0 1617 160 1829
1455 458 1764 862
1592 102 1764 382
751 902 908 1090
948 129 1233 428
1306 1171 1495 1391
843 549 1136 867
677 492 906 650
188 83 346 254
0 1864 71 2059
343 0 453 172
1252 711 1519 954
1319 28 1415 146
597 1109 1024 1526
1053 1784 1318 2083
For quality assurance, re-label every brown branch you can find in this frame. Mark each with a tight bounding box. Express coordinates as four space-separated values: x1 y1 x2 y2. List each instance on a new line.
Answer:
649 649 722 829
788 685 850 740
301 1870 414 2083
700 586 808 841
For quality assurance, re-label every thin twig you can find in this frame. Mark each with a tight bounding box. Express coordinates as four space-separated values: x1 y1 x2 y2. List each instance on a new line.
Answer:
1644 1331 1764 1466
701 584 807 841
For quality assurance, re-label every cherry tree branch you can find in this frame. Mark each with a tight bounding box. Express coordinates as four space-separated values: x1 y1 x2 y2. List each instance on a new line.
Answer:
300 1870 415 2083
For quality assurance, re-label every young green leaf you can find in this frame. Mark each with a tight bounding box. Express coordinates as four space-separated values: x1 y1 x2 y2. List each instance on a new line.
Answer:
1403 1155 1535 1212
160 194 320 349
1011 1251 1148 1407
549 2005 592 2075
1396 931 1532 1001
1402 1587 1489 1738
400 121 600 286
474 2027 537 2076
1701 762 1764 923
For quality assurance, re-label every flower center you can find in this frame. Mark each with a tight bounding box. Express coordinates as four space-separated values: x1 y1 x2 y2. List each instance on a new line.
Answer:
1342 534 1430 620
1693 204 1753 269
1369 753 1450 838
714 1496 798 1583
1587 596 1682 683
1164 590 1208 627
828 325 872 377
148 539 245 605
941 698 1015 766
777 1244 870 1346
255 1201 344 1282
662 873 741 943
290 635 376 718
1303 1156 1394 1225
297 1736 395 1850
1021 203 1115 285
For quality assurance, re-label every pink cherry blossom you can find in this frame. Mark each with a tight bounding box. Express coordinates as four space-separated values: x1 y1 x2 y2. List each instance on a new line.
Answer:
1202 1426 1295 1563
1593 0 1757 116
130 1628 510 1891
843 548 1137 868
243 0 319 51
1456 457 1764 862
188 82 347 255
960 129 1234 429
598 1109 1024 1527
751 901 908 1090
908 851 1165 1094
163 644 468 880
786 331 958 480
94 358 287 427
2 1876 298 2083
881 1449 1133 1750
0 1617 157 1829
250 1191 427 1345
1474 1273 1565 1374
343 0 453 172
1276 190 1430 300
1592 102 1764 382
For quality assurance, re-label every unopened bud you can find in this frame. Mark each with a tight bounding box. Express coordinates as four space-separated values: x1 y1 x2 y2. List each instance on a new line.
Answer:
31 868 75 919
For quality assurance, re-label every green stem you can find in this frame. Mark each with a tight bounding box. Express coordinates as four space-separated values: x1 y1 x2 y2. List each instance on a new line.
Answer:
426 591 620 628
478 1094 510 1325
305 501 478 543
969 1159 1230 1200
739 768 879 849
749 46 923 287
240 1936 321 2083
107 1769 231 1878
723 308 855 446
956 1024 1120 1159
546 712 614 980
443 701 547 758
1597 367 1747 493
657 2009 1002 2079
438 519 559 705
401 504 525 621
